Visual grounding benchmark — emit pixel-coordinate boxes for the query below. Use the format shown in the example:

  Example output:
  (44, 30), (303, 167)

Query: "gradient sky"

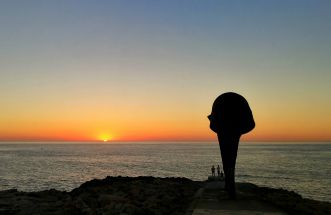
(1, 0), (330, 142)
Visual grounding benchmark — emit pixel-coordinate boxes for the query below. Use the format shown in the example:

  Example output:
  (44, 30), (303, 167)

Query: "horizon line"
(0, 140), (330, 144)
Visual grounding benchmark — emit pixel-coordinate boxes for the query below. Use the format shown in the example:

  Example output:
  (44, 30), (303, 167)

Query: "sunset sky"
(1, 1), (330, 142)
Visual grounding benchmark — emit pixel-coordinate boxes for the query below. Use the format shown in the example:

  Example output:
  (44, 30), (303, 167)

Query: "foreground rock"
(0, 176), (201, 215)
(237, 183), (331, 215)
(0, 177), (330, 215)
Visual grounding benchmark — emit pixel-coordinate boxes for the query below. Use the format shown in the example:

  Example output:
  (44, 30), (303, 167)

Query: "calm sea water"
(0, 142), (330, 202)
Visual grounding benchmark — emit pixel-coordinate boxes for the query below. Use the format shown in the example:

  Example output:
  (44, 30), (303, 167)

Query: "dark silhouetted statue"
(208, 92), (255, 199)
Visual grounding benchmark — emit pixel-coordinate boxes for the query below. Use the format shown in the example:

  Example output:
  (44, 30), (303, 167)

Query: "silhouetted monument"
(208, 92), (255, 199)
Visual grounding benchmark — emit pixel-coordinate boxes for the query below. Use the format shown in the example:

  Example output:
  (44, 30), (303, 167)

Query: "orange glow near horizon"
(0, 113), (330, 142)
(1, 89), (331, 142)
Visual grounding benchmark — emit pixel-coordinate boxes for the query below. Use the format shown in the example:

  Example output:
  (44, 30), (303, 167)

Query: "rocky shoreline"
(0, 176), (330, 215)
(0, 176), (202, 215)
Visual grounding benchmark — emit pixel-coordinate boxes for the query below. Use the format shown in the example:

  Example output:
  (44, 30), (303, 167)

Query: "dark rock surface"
(1, 177), (330, 215)
(0, 176), (201, 215)
(237, 183), (331, 215)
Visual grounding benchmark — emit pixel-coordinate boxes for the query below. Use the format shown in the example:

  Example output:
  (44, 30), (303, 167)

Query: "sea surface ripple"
(0, 142), (330, 202)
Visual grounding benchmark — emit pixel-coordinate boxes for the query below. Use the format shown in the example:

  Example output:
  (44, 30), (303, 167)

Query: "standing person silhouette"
(211, 165), (216, 176)
(208, 92), (255, 199)
(217, 165), (221, 176)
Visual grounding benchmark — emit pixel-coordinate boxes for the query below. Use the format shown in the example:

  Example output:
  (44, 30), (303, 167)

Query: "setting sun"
(99, 134), (113, 142)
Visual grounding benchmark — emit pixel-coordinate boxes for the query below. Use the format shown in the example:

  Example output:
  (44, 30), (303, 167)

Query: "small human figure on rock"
(211, 165), (215, 176)
(217, 165), (221, 176)
(208, 92), (255, 199)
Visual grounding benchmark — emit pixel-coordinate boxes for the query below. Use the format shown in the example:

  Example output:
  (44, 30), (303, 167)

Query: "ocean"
(0, 142), (330, 202)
